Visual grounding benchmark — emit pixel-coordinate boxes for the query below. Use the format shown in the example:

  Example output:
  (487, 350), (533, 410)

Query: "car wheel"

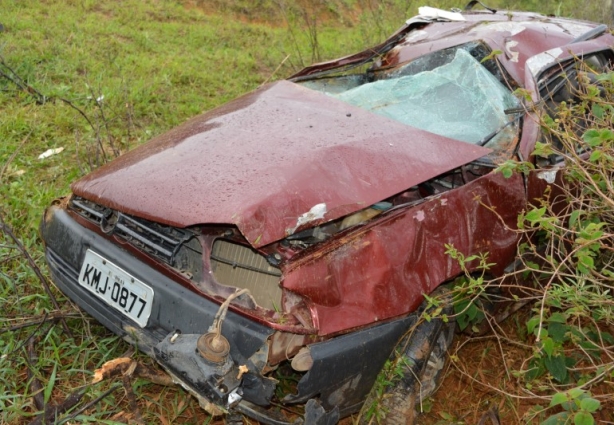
(361, 288), (455, 424)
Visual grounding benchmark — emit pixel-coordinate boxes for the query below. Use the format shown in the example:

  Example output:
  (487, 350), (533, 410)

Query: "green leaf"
(550, 392), (569, 407)
(569, 210), (583, 228)
(591, 103), (604, 118)
(439, 411), (455, 421)
(481, 49), (503, 62)
(548, 322), (568, 343)
(568, 388), (586, 400)
(596, 72), (614, 83)
(586, 84), (601, 99)
(600, 332), (614, 345)
(527, 316), (540, 334)
(577, 253), (594, 274)
(589, 150), (602, 162)
(536, 328), (549, 339)
(599, 129), (614, 141)
(540, 412), (570, 425)
(574, 412), (594, 425)
(548, 312), (568, 323)
(545, 355), (568, 383)
(583, 129), (602, 147)
(464, 254), (479, 263)
(455, 299), (470, 330)
(582, 128), (614, 147)
(580, 397), (600, 413)
(525, 207), (546, 225)
(542, 337), (555, 357)
(495, 160), (520, 179)
(533, 141), (554, 157)
(44, 363), (57, 404)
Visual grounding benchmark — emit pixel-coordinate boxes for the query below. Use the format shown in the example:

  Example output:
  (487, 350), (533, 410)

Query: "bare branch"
(0, 213), (73, 338)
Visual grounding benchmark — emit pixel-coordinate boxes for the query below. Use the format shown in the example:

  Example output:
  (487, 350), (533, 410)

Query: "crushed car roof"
(72, 81), (490, 247)
(291, 11), (611, 87)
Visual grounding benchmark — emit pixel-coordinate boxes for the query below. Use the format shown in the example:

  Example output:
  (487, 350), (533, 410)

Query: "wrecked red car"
(40, 3), (614, 424)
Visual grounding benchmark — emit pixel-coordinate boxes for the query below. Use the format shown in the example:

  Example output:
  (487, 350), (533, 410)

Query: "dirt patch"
(420, 312), (614, 424)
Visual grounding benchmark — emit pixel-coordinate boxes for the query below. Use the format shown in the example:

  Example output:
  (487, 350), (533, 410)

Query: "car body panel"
(292, 12), (614, 88)
(72, 80), (490, 248)
(283, 171), (525, 335)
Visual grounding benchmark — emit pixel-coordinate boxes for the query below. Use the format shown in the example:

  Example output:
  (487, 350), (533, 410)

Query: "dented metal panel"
(72, 80), (490, 248)
(283, 171), (525, 335)
(293, 12), (614, 89)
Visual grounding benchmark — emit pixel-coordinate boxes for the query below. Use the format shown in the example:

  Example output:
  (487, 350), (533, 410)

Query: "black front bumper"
(41, 205), (297, 419)
(41, 205), (274, 356)
(41, 204), (425, 425)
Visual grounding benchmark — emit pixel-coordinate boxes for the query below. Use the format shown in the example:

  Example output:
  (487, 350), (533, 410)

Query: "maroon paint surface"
(283, 172), (525, 335)
(293, 12), (614, 88)
(72, 81), (490, 248)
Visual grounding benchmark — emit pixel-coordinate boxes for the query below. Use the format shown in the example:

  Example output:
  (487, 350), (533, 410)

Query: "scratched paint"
(287, 203), (328, 236)
(282, 172), (525, 335)
(526, 47), (564, 76)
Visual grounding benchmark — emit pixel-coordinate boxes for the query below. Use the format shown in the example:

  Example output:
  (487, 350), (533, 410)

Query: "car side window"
(537, 52), (613, 163)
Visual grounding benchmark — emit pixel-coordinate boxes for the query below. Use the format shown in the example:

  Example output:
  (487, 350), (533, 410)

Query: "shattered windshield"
(301, 44), (521, 160)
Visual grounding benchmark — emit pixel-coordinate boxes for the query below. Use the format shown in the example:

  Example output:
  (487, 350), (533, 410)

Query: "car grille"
(69, 196), (199, 271)
(210, 240), (282, 311)
(70, 196), (281, 308)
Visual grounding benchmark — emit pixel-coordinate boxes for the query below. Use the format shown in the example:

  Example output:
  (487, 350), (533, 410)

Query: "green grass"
(1, 0), (612, 423)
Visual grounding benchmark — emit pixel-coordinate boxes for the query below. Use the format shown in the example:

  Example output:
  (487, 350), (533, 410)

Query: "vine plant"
(450, 67), (614, 424)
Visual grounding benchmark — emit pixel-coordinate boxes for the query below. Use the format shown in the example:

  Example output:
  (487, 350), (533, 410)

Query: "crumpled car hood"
(72, 80), (490, 247)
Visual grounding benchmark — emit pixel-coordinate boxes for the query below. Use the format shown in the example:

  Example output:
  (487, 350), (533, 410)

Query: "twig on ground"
(10, 318), (50, 358)
(28, 389), (87, 425)
(55, 384), (122, 425)
(0, 253), (21, 264)
(1, 311), (81, 334)
(0, 55), (47, 104)
(0, 55), (108, 163)
(261, 54), (290, 86)
(24, 331), (85, 425)
(57, 97), (108, 164)
(26, 337), (45, 411)
(86, 83), (118, 157)
(477, 406), (501, 425)
(122, 372), (144, 425)
(0, 129), (31, 182)
(484, 313), (513, 381)
(0, 213), (73, 338)
(450, 354), (551, 401)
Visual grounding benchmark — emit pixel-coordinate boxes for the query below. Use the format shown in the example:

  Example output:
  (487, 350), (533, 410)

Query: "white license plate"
(78, 250), (153, 327)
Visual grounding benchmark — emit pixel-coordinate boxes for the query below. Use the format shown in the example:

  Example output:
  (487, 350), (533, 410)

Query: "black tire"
(416, 320), (455, 402)
(360, 288), (455, 425)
